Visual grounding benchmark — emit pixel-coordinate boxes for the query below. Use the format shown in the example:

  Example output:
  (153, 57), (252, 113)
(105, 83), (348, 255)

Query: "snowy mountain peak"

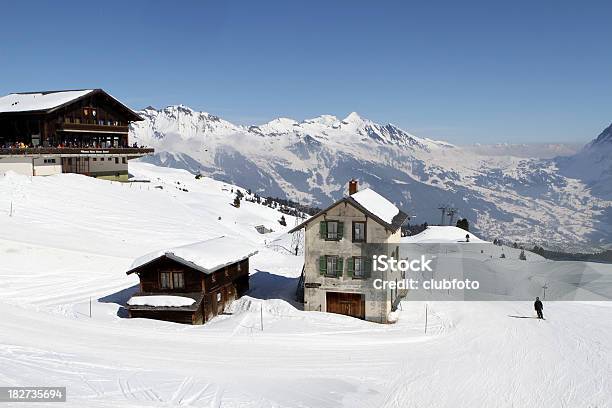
(342, 111), (366, 125)
(303, 114), (338, 126)
(257, 117), (300, 135)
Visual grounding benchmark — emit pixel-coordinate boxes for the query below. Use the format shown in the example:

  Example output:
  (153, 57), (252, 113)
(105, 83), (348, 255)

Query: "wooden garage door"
(326, 292), (365, 320)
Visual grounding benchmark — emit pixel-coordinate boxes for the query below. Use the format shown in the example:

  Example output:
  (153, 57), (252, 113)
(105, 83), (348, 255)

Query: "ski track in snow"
(0, 164), (611, 407)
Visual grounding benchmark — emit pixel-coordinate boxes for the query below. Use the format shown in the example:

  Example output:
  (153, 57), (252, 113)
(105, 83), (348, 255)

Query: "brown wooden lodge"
(0, 89), (153, 181)
(125, 237), (258, 325)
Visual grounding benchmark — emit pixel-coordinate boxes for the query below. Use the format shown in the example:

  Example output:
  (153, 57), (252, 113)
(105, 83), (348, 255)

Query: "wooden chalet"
(125, 236), (258, 325)
(0, 89), (153, 180)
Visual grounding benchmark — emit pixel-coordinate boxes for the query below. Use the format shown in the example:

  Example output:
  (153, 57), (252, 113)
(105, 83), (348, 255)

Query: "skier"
(534, 297), (544, 319)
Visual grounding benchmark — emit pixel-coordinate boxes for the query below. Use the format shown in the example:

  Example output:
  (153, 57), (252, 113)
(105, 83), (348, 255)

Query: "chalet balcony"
(0, 147), (154, 157)
(56, 122), (130, 134)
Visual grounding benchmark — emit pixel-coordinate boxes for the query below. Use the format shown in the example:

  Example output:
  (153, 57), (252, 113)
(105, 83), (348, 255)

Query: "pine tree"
(456, 218), (469, 232)
(519, 249), (527, 261)
(279, 215), (287, 226)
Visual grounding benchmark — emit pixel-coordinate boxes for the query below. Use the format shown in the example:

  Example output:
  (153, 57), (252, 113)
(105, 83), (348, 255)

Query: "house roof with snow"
(289, 187), (409, 233)
(126, 293), (205, 312)
(126, 236), (259, 275)
(0, 89), (142, 120)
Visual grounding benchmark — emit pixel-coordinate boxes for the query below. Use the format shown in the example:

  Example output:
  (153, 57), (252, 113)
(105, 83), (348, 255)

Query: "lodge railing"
(0, 147), (154, 156)
(56, 123), (130, 133)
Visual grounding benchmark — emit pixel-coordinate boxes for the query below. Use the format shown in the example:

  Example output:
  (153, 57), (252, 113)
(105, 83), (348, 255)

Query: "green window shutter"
(347, 257), (354, 277)
(364, 258), (372, 278)
(319, 256), (327, 275)
(319, 221), (327, 239)
(337, 257), (344, 277)
(337, 222), (344, 239)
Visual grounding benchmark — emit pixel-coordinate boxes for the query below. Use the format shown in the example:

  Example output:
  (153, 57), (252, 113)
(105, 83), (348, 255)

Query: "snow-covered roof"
(0, 90), (94, 113)
(127, 295), (196, 308)
(349, 188), (399, 224)
(128, 236), (259, 275)
(289, 186), (408, 234)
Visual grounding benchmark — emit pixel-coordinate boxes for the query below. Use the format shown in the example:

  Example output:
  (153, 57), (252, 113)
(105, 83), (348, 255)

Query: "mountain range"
(130, 106), (612, 251)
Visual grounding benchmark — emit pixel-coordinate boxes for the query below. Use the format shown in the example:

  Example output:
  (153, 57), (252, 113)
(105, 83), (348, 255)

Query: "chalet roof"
(0, 89), (142, 121)
(288, 188), (409, 234)
(126, 236), (259, 275)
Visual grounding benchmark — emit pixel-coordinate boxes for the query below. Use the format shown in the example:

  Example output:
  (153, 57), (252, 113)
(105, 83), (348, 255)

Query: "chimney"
(348, 179), (358, 195)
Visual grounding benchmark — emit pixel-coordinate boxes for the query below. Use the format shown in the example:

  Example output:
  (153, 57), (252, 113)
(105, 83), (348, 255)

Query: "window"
(354, 257), (365, 278)
(115, 157), (119, 164)
(348, 257), (370, 279)
(352, 221), (366, 242)
(122, 157), (127, 164)
(160, 272), (171, 289)
(327, 256), (339, 277)
(319, 255), (343, 277)
(160, 271), (184, 289)
(93, 158), (97, 162)
(327, 221), (338, 239)
(320, 221), (343, 240)
(172, 272), (185, 289)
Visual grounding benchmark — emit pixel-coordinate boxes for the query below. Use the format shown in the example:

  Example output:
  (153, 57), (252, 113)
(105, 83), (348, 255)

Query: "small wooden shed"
(125, 236), (258, 325)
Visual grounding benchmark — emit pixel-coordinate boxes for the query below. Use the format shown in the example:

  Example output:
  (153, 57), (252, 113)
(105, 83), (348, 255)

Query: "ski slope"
(1, 163), (611, 407)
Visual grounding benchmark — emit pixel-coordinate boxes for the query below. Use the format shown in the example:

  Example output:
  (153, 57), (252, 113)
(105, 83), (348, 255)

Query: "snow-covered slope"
(403, 226), (488, 243)
(1, 165), (612, 407)
(131, 107), (612, 251)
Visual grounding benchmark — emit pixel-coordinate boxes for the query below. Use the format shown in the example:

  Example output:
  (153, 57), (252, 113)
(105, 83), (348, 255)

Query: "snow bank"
(130, 235), (259, 274)
(350, 188), (399, 224)
(127, 295), (195, 307)
(226, 296), (299, 316)
(403, 226), (487, 243)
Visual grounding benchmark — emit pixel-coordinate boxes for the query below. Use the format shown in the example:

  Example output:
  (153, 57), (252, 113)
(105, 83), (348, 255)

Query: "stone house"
(290, 180), (409, 323)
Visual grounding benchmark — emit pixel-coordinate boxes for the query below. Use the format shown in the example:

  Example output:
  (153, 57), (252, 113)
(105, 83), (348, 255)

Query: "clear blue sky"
(1, 0), (611, 144)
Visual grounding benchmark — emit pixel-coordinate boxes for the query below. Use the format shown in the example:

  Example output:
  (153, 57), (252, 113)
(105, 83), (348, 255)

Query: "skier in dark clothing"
(534, 297), (544, 319)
